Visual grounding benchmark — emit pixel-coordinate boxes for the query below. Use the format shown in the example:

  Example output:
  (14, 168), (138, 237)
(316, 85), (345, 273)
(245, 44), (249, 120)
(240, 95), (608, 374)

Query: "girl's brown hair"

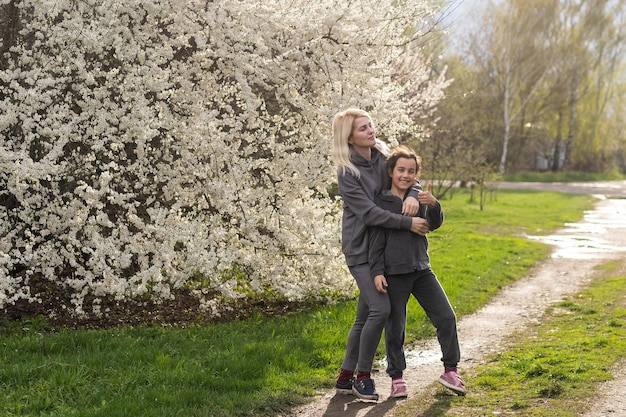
(386, 145), (422, 178)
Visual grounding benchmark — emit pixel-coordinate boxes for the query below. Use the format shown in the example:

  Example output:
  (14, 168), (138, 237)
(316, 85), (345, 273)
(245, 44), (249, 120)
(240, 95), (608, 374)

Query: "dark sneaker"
(352, 378), (379, 401)
(437, 370), (467, 396)
(335, 377), (354, 395)
(390, 377), (408, 398)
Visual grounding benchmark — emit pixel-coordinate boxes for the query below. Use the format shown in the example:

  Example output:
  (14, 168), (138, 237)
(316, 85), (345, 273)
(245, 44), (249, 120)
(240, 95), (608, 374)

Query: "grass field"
(0, 190), (601, 417)
(396, 259), (626, 417)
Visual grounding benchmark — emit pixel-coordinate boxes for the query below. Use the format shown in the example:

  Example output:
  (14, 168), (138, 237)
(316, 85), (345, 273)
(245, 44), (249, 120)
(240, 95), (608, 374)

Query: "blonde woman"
(331, 109), (430, 401)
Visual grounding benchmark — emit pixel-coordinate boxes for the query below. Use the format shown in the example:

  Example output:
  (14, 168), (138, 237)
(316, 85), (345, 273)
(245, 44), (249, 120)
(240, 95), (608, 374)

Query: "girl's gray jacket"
(337, 148), (419, 267)
(368, 190), (444, 278)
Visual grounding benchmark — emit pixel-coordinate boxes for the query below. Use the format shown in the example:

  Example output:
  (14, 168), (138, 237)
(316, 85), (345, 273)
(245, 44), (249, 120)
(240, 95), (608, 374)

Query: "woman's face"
(348, 116), (376, 152)
(390, 157), (417, 194)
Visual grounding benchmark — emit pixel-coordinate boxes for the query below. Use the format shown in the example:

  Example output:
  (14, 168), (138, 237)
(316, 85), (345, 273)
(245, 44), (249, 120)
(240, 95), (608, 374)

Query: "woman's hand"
(410, 217), (430, 236)
(374, 275), (388, 293)
(402, 196), (419, 216)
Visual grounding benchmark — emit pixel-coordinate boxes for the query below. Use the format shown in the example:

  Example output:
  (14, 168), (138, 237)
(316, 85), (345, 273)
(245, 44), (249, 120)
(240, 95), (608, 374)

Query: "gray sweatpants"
(385, 269), (460, 377)
(341, 263), (391, 373)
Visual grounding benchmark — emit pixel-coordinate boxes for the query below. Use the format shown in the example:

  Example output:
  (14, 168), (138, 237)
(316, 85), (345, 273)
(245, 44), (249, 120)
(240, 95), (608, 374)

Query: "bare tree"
(481, 0), (560, 174)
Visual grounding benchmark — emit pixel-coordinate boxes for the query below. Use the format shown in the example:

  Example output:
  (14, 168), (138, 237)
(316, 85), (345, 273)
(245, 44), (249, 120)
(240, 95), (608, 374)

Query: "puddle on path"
(528, 198), (626, 259)
(400, 198), (626, 367)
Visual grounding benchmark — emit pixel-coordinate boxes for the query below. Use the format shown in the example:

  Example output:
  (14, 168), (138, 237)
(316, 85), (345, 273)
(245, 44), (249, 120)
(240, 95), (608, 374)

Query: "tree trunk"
(500, 72), (512, 175)
(551, 109), (563, 172)
(563, 78), (578, 171)
(1, 1), (20, 70)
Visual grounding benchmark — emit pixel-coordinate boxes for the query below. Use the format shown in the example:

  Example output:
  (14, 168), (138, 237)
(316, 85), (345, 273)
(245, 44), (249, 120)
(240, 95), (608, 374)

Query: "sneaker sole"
(437, 377), (467, 396)
(352, 386), (379, 401)
(390, 391), (408, 398)
(335, 388), (353, 395)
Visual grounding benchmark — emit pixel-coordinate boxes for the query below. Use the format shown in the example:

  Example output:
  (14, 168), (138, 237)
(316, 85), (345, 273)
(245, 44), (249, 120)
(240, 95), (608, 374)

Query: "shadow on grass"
(417, 392), (454, 416)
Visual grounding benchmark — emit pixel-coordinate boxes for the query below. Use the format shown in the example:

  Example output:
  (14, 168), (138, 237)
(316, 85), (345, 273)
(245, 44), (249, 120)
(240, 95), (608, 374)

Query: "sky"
(441, 0), (487, 42)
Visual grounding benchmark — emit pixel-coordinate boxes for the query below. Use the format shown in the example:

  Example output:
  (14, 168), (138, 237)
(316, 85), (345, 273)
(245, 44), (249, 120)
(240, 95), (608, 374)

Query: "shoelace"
(360, 379), (375, 389)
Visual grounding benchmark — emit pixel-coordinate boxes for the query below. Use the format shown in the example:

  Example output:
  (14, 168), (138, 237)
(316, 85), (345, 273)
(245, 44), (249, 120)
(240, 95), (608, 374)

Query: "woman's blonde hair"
(331, 108), (388, 178)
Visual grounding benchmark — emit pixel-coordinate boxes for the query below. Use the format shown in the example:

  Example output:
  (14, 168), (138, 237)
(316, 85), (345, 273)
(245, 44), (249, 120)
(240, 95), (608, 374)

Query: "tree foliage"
(0, 0), (450, 317)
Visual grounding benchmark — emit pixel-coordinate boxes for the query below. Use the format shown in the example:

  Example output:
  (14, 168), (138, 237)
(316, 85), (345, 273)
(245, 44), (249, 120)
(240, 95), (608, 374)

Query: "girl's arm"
(368, 226), (389, 294)
(418, 185), (444, 230)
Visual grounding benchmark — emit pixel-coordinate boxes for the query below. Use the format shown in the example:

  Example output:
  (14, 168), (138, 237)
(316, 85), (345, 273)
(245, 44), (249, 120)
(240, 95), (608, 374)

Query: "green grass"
(0, 190), (596, 417)
(1, 311), (354, 417)
(396, 259), (626, 416)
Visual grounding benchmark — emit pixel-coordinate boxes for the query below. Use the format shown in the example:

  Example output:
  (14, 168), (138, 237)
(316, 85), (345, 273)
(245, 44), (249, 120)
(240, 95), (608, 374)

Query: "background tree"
(409, 54), (500, 199)
(437, 0), (625, 177)
(483, 0), (560, 174)
(560, 0), (626, 172)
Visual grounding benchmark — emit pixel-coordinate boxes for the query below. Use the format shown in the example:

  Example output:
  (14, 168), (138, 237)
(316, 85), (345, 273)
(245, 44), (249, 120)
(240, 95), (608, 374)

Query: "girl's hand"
(418, 183), (437, 208)
(374, 275), (388, 293)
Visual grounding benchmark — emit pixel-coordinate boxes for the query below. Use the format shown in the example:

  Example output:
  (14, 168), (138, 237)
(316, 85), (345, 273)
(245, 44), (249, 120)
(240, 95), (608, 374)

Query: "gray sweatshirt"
(368, 189), (444, 278)
(337, 148), (418, 266)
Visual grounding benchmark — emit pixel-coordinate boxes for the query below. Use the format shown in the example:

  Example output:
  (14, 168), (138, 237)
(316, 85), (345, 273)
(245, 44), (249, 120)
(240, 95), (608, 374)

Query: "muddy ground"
(282, 182), (626, 417)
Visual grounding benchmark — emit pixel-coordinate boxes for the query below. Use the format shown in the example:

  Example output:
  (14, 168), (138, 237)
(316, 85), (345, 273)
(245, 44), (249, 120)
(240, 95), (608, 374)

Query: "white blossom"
(1, 0), (449, 316)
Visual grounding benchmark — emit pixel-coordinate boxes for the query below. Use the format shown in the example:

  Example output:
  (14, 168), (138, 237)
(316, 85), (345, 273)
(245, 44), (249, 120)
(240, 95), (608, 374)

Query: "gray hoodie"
(337, 148), (418, 266)
(368, 189), (444, 278)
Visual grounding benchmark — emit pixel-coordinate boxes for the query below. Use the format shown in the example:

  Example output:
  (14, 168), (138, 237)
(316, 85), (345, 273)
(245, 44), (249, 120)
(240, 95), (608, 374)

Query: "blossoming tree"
(0, 0), (449, 318)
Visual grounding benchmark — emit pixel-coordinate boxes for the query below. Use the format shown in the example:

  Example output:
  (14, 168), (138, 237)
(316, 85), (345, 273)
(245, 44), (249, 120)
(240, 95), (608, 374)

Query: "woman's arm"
(338, 171), (430, 235)
(339, 173), (413, 230)
(402, 182), (422, 216)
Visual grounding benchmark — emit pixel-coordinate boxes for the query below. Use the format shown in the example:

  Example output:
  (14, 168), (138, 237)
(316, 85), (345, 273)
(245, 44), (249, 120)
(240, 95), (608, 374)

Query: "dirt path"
(283, 187), (626, 417)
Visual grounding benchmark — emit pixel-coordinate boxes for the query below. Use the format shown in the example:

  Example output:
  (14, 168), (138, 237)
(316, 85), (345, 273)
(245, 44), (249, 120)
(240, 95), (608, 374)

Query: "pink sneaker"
(437, 370), (467, 396)
(390, 377), (408, 398)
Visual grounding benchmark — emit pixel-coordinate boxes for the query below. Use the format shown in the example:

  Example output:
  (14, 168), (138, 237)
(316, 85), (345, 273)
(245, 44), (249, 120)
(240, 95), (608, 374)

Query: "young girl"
(331, 109), (431, 401)
(369, 145), (466, 397)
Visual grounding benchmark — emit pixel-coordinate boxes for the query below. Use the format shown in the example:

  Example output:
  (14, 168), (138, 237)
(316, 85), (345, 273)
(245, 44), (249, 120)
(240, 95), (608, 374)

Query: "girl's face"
(348, 116), (376, 152)
(390, 157), (417, 195)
